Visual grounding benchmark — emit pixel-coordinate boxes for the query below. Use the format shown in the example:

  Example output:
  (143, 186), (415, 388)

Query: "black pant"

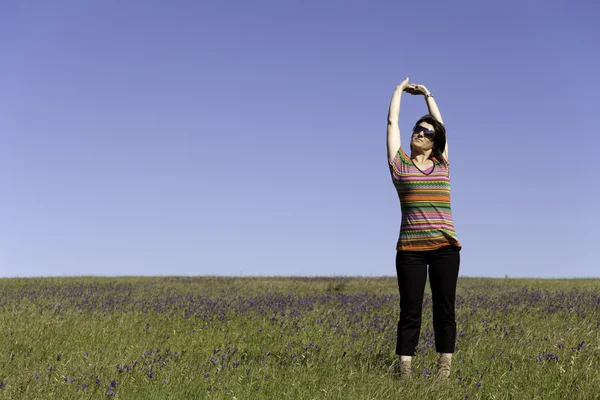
(395, 246), (460, 356)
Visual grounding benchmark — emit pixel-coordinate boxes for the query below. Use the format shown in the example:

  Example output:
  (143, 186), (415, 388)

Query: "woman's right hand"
(397, 77), (410, 92)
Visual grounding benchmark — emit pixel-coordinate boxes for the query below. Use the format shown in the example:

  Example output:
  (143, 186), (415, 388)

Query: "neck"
(411, 149), (433, 163)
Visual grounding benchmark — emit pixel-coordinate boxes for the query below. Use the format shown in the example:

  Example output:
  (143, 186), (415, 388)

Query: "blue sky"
(2, 0), (599, 278)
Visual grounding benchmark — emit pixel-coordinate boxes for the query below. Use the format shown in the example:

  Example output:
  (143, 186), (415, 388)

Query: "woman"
(386, 77), (462, 379)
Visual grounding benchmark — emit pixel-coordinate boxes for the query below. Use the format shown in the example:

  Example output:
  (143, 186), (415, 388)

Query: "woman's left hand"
(406, 84), (429, 96)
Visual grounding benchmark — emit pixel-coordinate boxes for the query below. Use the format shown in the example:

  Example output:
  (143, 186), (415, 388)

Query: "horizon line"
(1, 275), (599, 280)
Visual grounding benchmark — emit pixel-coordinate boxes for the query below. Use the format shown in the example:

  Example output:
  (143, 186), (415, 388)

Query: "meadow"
(0, 276), (599, 399)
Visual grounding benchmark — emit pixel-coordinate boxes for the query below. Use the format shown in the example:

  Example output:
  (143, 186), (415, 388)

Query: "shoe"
(437, 353), (452, 379)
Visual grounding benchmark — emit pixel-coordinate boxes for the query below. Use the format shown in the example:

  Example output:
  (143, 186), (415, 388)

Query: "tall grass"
(0, 277), (599, 399)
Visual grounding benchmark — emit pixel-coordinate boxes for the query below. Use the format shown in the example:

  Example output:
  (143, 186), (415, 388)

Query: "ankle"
(437, 353), (452, 378)
(399, 355), (413, 378)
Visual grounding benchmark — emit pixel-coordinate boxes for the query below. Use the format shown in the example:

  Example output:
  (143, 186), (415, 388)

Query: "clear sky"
(2, 0), (599, 278)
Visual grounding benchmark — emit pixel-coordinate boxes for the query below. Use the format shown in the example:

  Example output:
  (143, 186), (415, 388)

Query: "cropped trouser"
(395, 245), (460, 356)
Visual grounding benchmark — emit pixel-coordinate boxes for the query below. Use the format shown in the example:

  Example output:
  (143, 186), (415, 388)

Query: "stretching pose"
(387, 77), (462, 379)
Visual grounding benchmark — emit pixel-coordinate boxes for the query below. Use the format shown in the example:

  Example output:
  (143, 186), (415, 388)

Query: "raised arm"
(407, 84), (449, 161)
(387, 77), (409, 164)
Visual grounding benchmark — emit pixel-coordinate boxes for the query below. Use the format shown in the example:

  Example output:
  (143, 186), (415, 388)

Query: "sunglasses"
(413, 125), (435, 139)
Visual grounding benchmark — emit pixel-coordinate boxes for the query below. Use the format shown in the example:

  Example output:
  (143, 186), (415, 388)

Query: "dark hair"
(410, 114), (447, 165)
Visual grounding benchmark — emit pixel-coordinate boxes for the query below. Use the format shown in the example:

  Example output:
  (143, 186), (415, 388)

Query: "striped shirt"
(389, 147), (462, 251)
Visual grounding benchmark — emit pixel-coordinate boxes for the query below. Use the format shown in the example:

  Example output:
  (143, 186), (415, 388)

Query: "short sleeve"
(434, 155), (450, 176)
(389, 147), (412, 181)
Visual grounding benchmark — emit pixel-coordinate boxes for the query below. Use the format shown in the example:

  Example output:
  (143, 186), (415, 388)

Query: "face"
(411, 122), (435, 152)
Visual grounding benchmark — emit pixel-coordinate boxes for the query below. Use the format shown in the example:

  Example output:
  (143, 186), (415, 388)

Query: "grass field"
(0, 276), (599, 399)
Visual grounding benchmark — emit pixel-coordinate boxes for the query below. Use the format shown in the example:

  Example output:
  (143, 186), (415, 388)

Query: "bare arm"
(387, 77), (409, 164)
(425, 93), (443, 125)
(425, 93), (449, 161)
(407, 84), (449, 161)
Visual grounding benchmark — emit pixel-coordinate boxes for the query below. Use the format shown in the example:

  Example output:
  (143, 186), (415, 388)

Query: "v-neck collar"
(411, 158), (436, 175)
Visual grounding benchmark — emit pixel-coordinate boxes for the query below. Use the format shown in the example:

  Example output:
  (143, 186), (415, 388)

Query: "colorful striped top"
(389, 147), (462, 251)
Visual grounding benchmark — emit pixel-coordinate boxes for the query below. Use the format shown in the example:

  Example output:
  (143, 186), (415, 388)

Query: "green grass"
(0, 276), (599, 399)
